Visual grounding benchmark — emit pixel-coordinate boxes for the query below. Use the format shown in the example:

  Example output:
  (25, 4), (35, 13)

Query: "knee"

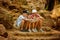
(40, 19), (43, 22)
(21, 20), (25, 23)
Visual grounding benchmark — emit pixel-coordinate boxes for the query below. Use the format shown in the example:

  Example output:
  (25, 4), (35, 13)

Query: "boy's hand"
(40, 17), (45, 21)
(25, 19), (33, 22)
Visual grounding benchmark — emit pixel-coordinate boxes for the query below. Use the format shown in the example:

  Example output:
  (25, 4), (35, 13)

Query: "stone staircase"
(7, 30), (60, 40)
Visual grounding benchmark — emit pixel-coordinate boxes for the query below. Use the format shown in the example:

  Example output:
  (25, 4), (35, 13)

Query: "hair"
(22, 10), (29, 15)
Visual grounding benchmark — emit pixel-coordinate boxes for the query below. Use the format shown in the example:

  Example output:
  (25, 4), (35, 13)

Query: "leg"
(32, 22), (38, 32)
(25, 21), (29, 30)
(40, 19), (43, 27)
(28, 22), (31, 30)
(35, 21), (38, 27)
(28, 22), (32, 32)
(20, 20), (25, 30)
(38, 19), (43, 31)
(25, 21), (32, 32)
(32, 22), (35, 29)
(25, 21), (31, 30)
(35, 21), (39, 29)
(37, 20), (41, 31)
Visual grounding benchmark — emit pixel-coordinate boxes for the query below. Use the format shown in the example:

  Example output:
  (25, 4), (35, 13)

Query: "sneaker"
(28, 29), (32, 32)
(32, 29), (37, 32)
(34, 28), (38, 32)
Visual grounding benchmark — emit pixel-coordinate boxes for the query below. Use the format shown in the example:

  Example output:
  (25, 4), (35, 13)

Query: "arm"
(23, 18), (33, 22)
(37, 14), (44, 20)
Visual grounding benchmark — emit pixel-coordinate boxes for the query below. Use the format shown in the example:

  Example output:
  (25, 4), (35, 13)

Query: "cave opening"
(46, 0), (55, 11)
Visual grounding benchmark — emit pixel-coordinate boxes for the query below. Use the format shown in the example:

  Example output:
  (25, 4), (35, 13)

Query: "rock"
(7, 35), (17, 40)
(0, 24), (6, 35)
(51, 5), (60, 18)
(0, 24), (8, 38)
(0, 36), (7, 40)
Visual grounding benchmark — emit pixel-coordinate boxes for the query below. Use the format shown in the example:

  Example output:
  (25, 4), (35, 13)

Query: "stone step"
(7, 30), (60, 40)
(0, 24), (6, 35)
(11, 36), (59, 40)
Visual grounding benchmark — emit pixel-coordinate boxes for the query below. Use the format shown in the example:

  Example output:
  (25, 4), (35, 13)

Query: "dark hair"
(23, 10), (28, 13)
(22, 10), (29, 15)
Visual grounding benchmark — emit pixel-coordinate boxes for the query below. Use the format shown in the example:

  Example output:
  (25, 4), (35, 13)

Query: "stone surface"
(0, 36), (7, 40)
(7, 30), (60, 40)
(0, 24), (6, 35)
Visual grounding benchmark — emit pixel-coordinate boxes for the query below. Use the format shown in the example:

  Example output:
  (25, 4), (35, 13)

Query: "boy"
(16, 10), (29, 30)
(28, 9), (44, 32)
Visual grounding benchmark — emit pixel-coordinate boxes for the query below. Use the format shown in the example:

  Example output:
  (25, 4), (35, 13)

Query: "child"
(16, 10), (29, 30)
(28, 9), (44, 32)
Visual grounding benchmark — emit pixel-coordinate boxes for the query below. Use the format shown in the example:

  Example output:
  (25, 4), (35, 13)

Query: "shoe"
(32, 29), (37, 32)
(28, 29), (32, 32)
(34, 28), (38, 32)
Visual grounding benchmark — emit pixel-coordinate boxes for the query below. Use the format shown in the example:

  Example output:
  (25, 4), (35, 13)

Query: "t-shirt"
(28, 14), (43, 22)
(28, 14), (41, 19)
(16, 15), (25, 27)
